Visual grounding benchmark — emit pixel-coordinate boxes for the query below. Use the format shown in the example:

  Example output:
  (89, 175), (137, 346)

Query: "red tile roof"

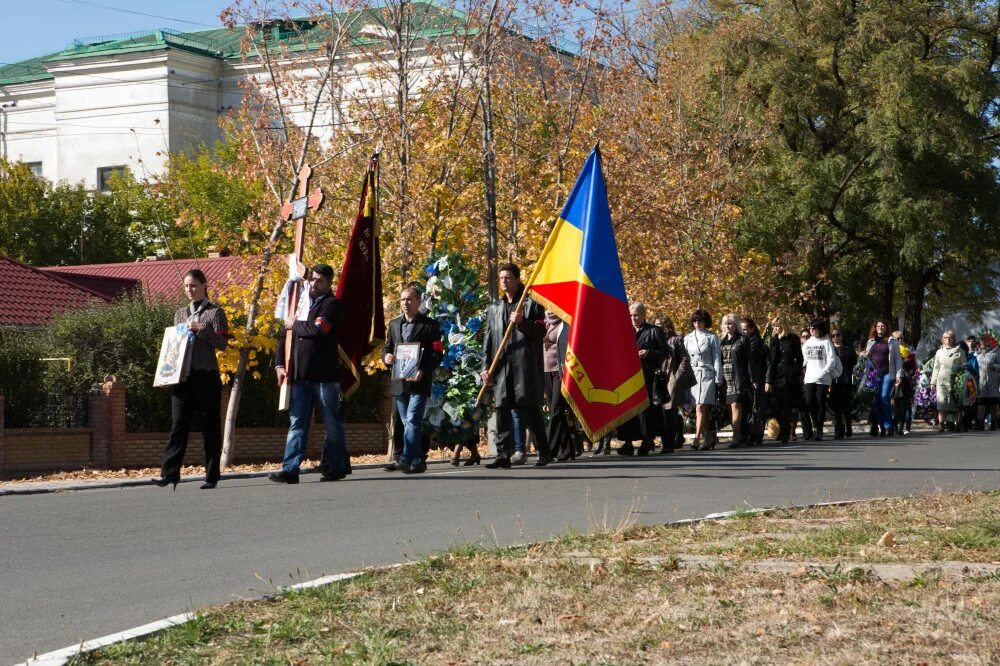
(40, 256), (257, 300)
(0, 256), (112, 326)
(41, 270), (141, 301)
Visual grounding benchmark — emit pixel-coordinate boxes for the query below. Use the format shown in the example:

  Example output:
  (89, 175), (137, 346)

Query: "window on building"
(97, 165), (126, 192)
(26, 162), (43, 179)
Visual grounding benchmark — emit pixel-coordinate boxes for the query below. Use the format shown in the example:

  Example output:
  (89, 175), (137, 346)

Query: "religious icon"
(393, 342), (422, 381)
(154, 324), (192, 387)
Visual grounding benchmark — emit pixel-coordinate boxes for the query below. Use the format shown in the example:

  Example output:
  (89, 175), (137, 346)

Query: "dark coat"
(834, 344), (858, 387)
(482, 285), (547, 408)
(382, 312), (443, 396)
(635, 321), (668, 395)
(276, 292), (343, 383)
(743, 331), (768, 385)
(727, 335), (752, 394)
(765, 333), (803, 392)
(661, 333), (692, 410)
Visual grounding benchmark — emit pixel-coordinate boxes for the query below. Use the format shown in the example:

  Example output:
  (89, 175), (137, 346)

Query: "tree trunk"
(873, 267), (897, 325)
(901, 267), (927, 345)
(480, 70), (499, 300)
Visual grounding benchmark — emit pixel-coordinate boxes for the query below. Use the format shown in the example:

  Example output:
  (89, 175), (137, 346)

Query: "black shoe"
(401, 463), (425, 474)
(617, 443), (635, 456)
(200, 481), (217, 490)
(485, 457), (511, 469)
(869, 425), (879, 437)
(320, 472), (347, 481)
(268, 471), (299, 484)
(151, 476), (179, 490)
(382, 462), (399, 472)
(813, 434), (823, 441)
(556, 452), (573, 462)
(727, 440), (745, 449)
(533, 457), (550, 467)
(463, 454), (482, 466)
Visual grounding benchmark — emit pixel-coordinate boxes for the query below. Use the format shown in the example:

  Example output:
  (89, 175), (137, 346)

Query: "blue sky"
(1, 0), (233, 65)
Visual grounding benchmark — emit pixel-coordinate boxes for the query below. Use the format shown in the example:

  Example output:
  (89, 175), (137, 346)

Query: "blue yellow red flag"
(528, 147), (647, 440)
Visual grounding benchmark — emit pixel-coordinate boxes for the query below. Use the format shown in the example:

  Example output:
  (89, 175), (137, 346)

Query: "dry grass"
(76, 490), (1000, 665)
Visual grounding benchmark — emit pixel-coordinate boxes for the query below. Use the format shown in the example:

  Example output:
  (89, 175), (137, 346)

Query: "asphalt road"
(3, 429), (1000, 664)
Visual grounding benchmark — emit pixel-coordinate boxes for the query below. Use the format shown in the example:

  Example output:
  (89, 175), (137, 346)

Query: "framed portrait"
(154, 324), (192, 387)
(393, 342), (422, 381)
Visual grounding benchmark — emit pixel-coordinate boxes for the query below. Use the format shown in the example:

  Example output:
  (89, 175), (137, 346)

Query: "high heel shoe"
(200, 481), (217, 490)
(151, 476), (179, 490)
(703, 433), (718, 450)
(463, 453), (481, 466)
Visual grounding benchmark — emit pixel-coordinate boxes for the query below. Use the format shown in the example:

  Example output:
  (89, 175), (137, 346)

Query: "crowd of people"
(150, 263), (999, 488)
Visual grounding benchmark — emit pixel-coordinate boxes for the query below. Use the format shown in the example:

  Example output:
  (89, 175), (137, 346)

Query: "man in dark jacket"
(270, 263), (348, 484)
(618, 302), (668, 456)
(381, 286), (443, 473)
(480, 263), (551, 468)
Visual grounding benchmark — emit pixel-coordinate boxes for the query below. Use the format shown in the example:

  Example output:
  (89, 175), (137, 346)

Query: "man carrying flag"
(480, 263), (552, 468)
(521, 146), (647, 441)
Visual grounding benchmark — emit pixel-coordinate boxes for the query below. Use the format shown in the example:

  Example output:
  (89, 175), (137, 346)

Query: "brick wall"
(2, 428), (92, 473)
(1, 379), (390, 476)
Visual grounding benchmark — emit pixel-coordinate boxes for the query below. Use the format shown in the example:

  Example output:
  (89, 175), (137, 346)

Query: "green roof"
(0, 2), (472, 87)
(0, 53), (60, 86)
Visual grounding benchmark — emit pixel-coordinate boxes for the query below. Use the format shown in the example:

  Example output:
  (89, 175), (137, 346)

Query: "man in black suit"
(480, 263), (552, 468)
(269, 263), (349, 484)
(382, 286), (443, 473)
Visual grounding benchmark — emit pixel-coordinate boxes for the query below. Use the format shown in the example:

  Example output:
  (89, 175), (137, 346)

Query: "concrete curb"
(0, 460), (458, 497)
(14, 496), (889, 665)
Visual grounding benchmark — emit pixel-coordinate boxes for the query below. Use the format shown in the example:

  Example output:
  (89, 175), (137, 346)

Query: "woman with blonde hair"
(764, 314), (804, 444)
(931, 329), (966, 432)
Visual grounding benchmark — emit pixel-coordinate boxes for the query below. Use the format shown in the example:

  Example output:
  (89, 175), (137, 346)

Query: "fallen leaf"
(877, 530), (895, 547)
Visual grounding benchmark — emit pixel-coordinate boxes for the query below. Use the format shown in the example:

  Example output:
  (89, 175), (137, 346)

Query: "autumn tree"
(698, 0), (1000, 341)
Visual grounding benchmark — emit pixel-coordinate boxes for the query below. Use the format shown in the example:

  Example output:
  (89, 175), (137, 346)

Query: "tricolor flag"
(528, 147), (647, 440)
(335, 155), (386, 398)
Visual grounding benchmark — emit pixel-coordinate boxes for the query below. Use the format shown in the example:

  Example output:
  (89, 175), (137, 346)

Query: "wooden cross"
(278, 163), (325, 410)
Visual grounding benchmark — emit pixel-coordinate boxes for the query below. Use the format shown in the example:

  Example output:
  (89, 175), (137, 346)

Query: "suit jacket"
(482, 285), (546, 408)
(382, 312), (443, 396)
(276, 292), (343, 383)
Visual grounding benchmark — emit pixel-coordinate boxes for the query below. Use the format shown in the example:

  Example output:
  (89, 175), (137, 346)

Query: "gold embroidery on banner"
(564, 347), (645, 405)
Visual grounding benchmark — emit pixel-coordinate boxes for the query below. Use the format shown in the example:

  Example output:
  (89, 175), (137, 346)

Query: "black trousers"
(802, 383), (828, 437)
(497, 404), (549, 460)
(768, 388), (793, 442)
(829, 384), (853, 435)
(161, 370), (222, 482)
(546, 371), (574, 458)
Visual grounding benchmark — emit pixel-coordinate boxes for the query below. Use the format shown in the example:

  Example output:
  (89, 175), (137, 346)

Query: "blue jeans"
(512, 409), (527, 453)
(876, 373), (894, 431)
(282, 380), (348, 476)
(395, 392), (429, 466)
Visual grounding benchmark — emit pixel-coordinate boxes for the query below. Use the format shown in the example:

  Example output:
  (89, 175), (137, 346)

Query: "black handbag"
(651, 370), (671, 406)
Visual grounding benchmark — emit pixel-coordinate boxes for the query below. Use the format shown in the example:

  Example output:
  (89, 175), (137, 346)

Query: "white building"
(0, 4), (483, 190)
